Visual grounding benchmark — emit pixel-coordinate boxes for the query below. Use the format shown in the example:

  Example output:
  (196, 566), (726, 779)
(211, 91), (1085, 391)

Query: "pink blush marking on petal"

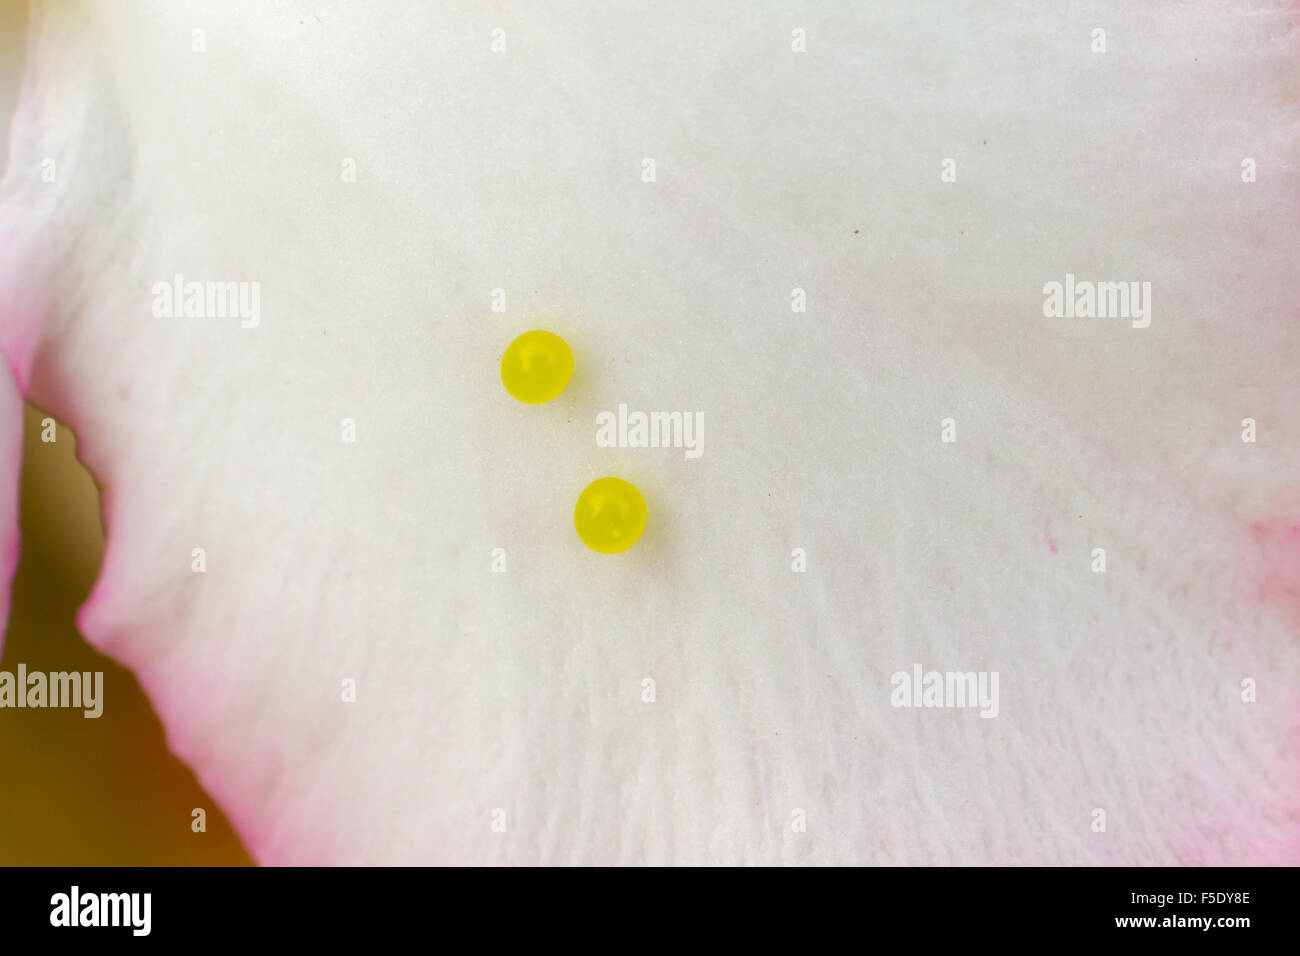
(1246, 521), (1300, 628)
(0, 233), (49, 392)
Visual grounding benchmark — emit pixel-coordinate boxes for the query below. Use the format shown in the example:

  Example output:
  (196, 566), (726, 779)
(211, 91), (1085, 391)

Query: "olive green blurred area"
(0, 406), (253, 865)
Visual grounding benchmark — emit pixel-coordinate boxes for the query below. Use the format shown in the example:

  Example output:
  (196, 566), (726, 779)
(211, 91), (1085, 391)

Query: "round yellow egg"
(500, 329), (574, 404)
(574, 477), (647, 554)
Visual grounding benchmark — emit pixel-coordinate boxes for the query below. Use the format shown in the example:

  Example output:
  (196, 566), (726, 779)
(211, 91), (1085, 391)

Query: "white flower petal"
(2, 1), (1297, 863)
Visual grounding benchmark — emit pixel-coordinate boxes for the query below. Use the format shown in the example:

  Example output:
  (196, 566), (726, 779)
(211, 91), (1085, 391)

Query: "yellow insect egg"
(500, 329), (574, 404)
(574, 477), (647, 554)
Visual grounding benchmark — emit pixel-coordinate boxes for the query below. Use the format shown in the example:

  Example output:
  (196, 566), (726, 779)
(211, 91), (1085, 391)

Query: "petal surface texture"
(1, 1), (1298, 864)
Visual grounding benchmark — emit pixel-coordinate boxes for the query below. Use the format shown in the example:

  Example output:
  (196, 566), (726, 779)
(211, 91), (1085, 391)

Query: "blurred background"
(0, 1), (251, 865)
(0, 405), (253, 865)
